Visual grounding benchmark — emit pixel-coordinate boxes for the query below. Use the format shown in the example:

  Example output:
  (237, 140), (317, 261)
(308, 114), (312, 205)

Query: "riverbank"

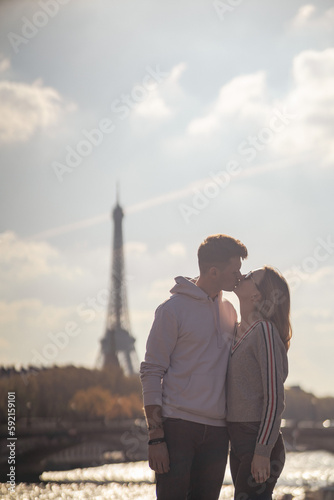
(0, 450), (333, 500)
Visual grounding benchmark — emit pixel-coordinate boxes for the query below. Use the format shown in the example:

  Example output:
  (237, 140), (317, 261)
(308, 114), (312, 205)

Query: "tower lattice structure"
(100, 195), (138, 375)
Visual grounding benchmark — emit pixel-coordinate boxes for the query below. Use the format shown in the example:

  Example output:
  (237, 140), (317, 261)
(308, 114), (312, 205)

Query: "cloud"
(0, 299), (73, 333)
(276, 47), (334, 164)
(134, 93), (171, 119)
(0, 54), (10, 73)
(23, 49), (334, 241)
(293, 307), (334, 321)
(287, 263), (334, 396)
(0, 337), (10, 349)
(166, 243), (187, 257)
(0, 79), (75, 143)
(292, 304), (334, 338)
(291, 4), (316, 27)
(130, 309), (153, 328)
(284, 264), (334, 298)
(133, 62), (186, 121)
(0, 231), (83, 291)
(125, 243), (191, 304)
(125, 242), (147, 255)
(0, 232), (114, 366)
(0, 232), (189, 364)
(148, 278), (175, 300)
(289, 266), (334, 330)
(187, 71), (268, 136)
(290, 4), (334, 31)
(0, 298), (103, 367)
(305, 266), (334, 284)
(181, 47), (334, 167)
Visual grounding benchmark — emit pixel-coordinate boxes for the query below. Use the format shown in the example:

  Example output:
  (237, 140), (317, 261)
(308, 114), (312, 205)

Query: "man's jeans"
(227, 422), (285, 500)
(156, 418), (229, 500)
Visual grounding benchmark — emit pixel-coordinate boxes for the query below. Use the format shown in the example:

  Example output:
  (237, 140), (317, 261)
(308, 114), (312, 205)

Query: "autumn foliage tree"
(0, 365), (143, 423)
(69, 386), (143, 419)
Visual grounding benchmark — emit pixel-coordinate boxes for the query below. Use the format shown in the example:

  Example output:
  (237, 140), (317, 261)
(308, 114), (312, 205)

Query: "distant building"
(100, 192), (138, 375)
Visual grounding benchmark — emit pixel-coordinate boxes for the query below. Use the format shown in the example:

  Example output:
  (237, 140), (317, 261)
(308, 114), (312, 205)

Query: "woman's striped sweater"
(226, 320), (288, 457)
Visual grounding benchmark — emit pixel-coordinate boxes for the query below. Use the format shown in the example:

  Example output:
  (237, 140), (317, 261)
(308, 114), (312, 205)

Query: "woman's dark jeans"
(156, 418), (229, 500)
(227, 422), (285, 500)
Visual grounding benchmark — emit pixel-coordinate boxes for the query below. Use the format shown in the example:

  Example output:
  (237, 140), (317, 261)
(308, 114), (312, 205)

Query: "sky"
(0, 0), (334, 397)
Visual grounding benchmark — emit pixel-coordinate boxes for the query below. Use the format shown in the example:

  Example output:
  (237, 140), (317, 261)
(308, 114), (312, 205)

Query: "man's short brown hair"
(198, 234), (248, 273)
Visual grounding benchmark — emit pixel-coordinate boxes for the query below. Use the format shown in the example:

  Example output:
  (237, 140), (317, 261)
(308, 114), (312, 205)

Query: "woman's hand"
(251, 454), (270, 483)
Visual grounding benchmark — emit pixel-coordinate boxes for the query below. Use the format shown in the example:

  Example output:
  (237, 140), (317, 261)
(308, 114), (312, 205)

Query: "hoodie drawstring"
(211, 298), (223, 349)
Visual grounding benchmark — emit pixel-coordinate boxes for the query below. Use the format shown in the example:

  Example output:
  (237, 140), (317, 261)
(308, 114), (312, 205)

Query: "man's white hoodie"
(140, 276), (237, 427)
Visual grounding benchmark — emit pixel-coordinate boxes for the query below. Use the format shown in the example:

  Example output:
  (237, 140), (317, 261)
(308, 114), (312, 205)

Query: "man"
(140, 234), (248, 500)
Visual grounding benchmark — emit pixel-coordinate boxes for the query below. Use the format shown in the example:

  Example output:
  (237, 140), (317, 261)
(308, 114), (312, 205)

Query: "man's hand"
(144, 405), (170, 474)
(251, 454), (270, 483)
(148, 442), (170, 474)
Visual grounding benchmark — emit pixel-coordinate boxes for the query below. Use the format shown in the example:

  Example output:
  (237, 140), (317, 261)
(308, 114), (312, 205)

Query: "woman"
(227, 266), (291, 500)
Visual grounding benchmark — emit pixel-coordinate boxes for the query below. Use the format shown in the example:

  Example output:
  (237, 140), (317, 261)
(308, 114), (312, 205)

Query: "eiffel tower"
(100, 191), (138, 375)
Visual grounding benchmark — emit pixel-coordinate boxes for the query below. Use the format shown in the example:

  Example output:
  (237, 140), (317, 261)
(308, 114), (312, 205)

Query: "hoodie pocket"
(176, 373), (225, 418)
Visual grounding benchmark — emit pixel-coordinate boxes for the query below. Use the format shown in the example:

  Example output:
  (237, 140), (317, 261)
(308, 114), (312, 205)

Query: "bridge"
(282, 422), (334, 453)
(0, 418), (148, 482)
(1, 419), (334, 483)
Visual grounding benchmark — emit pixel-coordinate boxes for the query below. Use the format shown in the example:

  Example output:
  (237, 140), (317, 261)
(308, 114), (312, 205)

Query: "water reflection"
(1, 451), (333, 499)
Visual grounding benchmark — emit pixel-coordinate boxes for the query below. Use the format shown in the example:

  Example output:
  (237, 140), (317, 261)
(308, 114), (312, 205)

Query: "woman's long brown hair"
(256, 266), (292, 351)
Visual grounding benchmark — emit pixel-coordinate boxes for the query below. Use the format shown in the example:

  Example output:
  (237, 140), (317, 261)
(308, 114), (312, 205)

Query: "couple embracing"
(140, 234), (291, 500)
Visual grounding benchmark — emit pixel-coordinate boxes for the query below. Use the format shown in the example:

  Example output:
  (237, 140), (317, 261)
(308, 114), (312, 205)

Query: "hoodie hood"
(170, 276), (222, 302)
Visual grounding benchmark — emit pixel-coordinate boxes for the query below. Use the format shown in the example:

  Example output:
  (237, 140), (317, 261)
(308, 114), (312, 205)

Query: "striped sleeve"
(255, 321), (287, 457)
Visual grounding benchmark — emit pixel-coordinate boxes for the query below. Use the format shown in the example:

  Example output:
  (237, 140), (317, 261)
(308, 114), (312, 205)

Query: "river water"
(1, 451), (334, 499)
